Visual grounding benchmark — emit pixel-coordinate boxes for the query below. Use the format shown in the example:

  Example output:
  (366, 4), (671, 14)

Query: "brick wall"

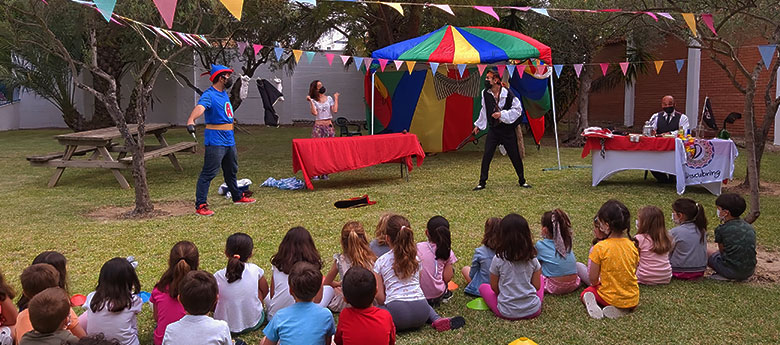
(583, 36), (776, 139)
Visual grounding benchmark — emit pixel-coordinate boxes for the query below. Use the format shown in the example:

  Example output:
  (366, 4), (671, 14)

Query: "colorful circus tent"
(367, 25), (561, 167)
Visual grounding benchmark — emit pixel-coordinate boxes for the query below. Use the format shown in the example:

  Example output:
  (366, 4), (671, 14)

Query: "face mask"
(484, 80), (493, 89)
(223, 77), (234, 89)
(671, 212), (678, 225)
(319, 87), (326, 94)
(663, 106), (675, 114)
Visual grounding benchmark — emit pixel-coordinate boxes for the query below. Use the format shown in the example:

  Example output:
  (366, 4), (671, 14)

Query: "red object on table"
(581, 136), (676, 158)
(292, 133), (426, 190)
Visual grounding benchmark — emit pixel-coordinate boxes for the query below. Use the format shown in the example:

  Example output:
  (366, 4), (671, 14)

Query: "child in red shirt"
(335, 266), (395, 345)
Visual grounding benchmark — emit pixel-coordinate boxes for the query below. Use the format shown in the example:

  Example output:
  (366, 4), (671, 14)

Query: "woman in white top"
(306, 80), (340, 180)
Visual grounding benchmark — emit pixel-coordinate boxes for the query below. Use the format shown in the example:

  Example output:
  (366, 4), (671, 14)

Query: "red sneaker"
(234, 196), (256, 204)
(196, 204), (214, 216)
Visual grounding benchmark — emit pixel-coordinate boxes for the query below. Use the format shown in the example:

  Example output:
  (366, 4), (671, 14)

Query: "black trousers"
(479, 125), (525, 185)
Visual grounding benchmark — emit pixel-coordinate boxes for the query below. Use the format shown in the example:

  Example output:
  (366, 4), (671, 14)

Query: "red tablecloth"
(581, 136), (676, 158)
(292, 133), (426, 190)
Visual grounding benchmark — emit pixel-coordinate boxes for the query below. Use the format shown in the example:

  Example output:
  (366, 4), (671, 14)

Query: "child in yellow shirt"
(580, 200), (639, 319)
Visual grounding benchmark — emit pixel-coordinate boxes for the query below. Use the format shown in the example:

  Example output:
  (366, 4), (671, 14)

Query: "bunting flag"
(600, 63), (609, 76)
(382, 2), (404, 16)
(553, 64), (563, 78)
(517, 65), (524, 78)
(326, 53), (335, 66)
(681, 13), (697, 37)
(237, 41), (247, 55)
(701, 14), (717, 36)
(429, 62), (440, 74)
(253, 44), (263, 56)
(506, 64), (515, 77)
(619, 61), (629, 76)
(274, 47), (284, 61)
(341, 55), (351, 66)
(675, 59), (685, 73)
(643, 12), (658, 21)
(497, 64), (506, 78)
(657, 12), (674, 20)
(573, 63), (583, 77)
(474, 6), (499, 21)
(654, 60), (664, 74)
(378, 58), (389, 71)
(93, 0), (117, 21)
(531, 8), (550, 17)
(758, 45), (777, 70)
(305, 51), (315, 64)
(508, 6), (530, 11)
(405, 60), (416, 74)
(364, 58), (373, 71)
(152, 0), (177, 28)
(219, 0), (244, 20)
(292, 49), (303, 63)
(430, 4), (454, 15)
(477, 64), (487, 76)
(354, 57), (364, 71)
(394, 60), (404, 70)
(457, 64), (466, 77)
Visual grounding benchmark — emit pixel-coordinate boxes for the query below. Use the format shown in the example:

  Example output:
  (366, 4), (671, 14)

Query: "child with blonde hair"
(635, 206), (672, 285)
(370, 213), (394, 257)
(324, 221), (377, 312)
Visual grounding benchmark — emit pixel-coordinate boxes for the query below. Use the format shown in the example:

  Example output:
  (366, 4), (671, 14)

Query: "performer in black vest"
(472, 69), (530, 191)
(649, 95), (689, 183)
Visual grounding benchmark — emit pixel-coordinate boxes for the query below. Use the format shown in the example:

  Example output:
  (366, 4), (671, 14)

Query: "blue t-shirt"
(197, 86), (235, 146)
(263, 302), (335, 344)
(464, 245), (495, 296)
(535, 239), (577, 277)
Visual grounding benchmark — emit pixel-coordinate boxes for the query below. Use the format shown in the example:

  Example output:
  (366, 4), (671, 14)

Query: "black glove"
(186, 124), (196, 135)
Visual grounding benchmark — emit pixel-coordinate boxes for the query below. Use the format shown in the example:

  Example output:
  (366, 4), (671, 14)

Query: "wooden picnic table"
(27, 123), (196, 189)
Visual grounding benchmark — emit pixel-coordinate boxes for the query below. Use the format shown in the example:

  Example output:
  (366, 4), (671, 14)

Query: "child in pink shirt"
(151, 241), (200, 345)
(417, 216), (457, 306)
(634, 206), (672, 285)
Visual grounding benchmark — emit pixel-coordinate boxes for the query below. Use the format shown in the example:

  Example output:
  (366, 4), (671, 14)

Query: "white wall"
(0, 51), (368, 131)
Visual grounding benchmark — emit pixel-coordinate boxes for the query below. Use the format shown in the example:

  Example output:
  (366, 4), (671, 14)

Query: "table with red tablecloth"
(582, 136), (737, 195)
(292, 133), (426, 190)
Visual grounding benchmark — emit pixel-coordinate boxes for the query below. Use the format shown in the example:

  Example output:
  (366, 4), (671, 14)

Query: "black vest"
(483, 88), (515, 129)
(655, 110), (682, 134)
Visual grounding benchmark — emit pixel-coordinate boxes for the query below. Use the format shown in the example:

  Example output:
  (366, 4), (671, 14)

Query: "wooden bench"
(119, 142), (197, 164)
(26, 144), (117, 163)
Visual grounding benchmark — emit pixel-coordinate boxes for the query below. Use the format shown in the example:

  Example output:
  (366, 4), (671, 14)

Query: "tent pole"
(550, 74), (562, 170)
(371, 71), (375, 135)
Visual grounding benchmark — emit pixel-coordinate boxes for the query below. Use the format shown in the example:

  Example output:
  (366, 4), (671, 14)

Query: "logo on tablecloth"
(685, 139), (714, 169)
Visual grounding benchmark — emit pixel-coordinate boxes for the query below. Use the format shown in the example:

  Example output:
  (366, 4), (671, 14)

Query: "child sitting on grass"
(17, 251), (69, 312)
(162, 270), (231, 345)
(214, 233), (269, 334)
(634, 206), (672, 285)
(19, 287), (77, 345)
(480, 213), (545, 320)
(15, 264), (84, 344)
(462, 217), (500, 297)
(323, 221), (377, 312)
(0, 268), (17, 344)
(335, 266), (395, 345)
(151, 241), (199, 345)
(417, 216), (457, 306)
(580, 200), (639, 319)
(708, 193), (756, 281)
(261, 262), (336, 345)
(370, 213), (394, 258)
(81, 258), (143, 345)
(536, 209), (580, 294)
(669, 198), (708, 280)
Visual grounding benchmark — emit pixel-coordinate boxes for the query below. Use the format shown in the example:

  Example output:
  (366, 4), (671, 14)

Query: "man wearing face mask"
(187, 64), (255, 216)
(648, 95), (689, 183)
(472, 69), (530, 190)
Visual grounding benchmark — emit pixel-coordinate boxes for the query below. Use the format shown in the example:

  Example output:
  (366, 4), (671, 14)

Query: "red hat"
(201, 64), (234, 83)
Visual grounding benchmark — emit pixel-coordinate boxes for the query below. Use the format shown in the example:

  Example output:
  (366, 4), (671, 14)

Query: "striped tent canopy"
(372, 25), (552, 65)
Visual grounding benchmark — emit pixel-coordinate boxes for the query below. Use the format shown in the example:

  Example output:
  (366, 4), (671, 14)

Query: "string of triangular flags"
(324, 1), (718, 37)
(85, 0), (245, 27)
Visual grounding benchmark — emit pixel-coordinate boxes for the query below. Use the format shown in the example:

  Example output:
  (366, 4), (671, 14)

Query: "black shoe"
(472, 184), (485, 191)
(520, 182), (532, 188)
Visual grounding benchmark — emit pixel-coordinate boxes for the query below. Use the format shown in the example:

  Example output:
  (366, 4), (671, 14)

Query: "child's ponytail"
(693, 202), (708, 242)
(342, 221), (377, 270)
(673, 198), (708, 243)
(386, 215), (418, 280)
(429, 226), (452, 261)
(155, 241), (199, 299)
(225, 233), (254, 283)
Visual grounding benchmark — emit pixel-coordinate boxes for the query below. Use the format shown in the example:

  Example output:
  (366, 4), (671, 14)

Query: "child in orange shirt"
(580, 200), (639, 319)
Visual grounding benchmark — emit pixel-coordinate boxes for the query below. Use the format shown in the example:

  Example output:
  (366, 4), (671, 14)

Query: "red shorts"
(672, 271), (705, 280)
(580, 285), (609, 307)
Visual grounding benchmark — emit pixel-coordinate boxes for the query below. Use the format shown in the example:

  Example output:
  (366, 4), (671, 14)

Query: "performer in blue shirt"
(187, 64), (255, 216)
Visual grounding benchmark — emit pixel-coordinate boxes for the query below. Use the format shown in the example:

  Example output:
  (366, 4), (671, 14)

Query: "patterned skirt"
(312, 123), (335, 138)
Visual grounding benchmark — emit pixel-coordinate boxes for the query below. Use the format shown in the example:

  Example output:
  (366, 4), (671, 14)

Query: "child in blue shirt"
(535, 209), (580, 294)
(461, 217), (500, 296)
(261, 262), (336, 345)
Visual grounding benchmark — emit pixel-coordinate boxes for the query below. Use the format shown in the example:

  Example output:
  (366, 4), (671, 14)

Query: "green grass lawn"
(1, 126), (779, 344)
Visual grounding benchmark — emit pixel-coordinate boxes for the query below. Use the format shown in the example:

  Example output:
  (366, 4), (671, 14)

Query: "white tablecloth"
(591, 138), (738, 195)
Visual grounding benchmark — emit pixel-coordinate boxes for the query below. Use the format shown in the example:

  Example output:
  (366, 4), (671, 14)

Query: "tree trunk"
(741, 75), (761, 224)
(92, 27), (124, 128)
(567, 67), (592, 147)
(129, 131), (153, 215)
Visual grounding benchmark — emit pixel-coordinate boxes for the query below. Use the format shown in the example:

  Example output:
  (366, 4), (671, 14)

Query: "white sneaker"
(0, 326), (12, 345)
(603, 306), (631, 319)
(582, 292), (604, 319)
(498, 144), (507, 156)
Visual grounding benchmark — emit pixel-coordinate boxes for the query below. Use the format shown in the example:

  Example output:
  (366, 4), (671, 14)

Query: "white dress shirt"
(474, 87), (523, 131)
